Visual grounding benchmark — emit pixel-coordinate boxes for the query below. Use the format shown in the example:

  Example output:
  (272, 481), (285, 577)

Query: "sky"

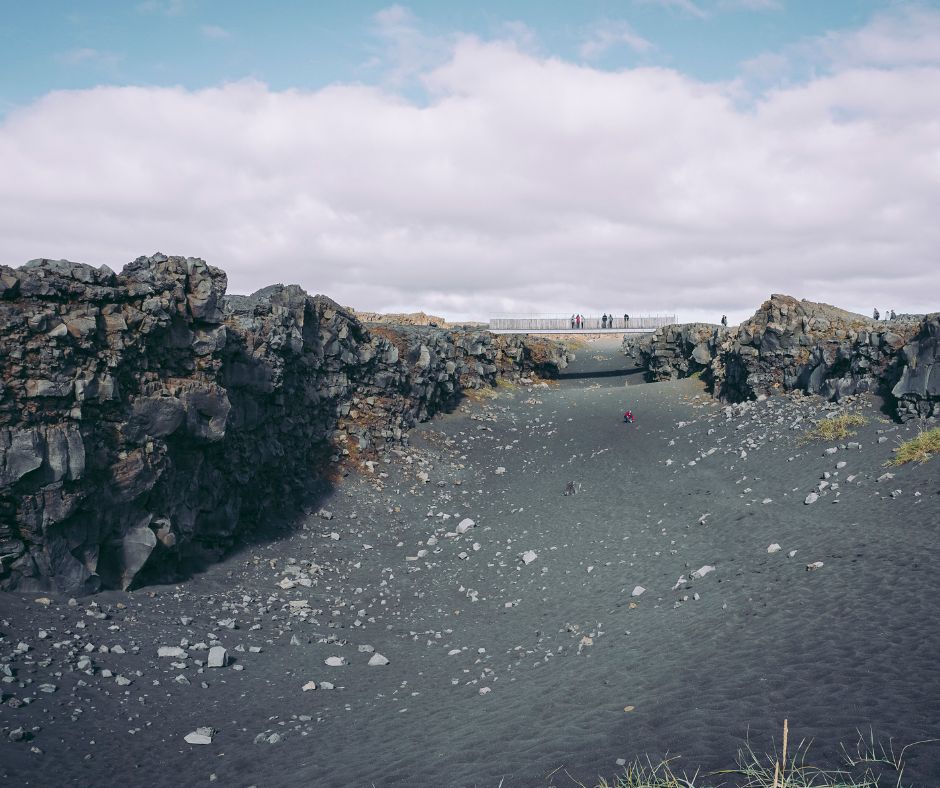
(1, 1), (939, 324)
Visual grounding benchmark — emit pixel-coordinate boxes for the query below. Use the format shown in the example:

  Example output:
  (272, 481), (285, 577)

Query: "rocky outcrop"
(0, 254), (570, 594)
(346, 308), (454, 328)
(626, 324), (731, 384)
(892, 314), (940, 420)
(628, 295), (933, 415)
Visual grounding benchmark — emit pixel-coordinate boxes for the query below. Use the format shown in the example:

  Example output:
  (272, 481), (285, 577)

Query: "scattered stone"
(207, 646), (228, 668)
(184, 727), (215, 745)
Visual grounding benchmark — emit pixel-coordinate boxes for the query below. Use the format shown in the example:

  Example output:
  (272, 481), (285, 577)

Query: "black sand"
(2, 337), (939, 787)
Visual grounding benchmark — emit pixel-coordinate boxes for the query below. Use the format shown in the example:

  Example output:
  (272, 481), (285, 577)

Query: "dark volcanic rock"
(892, 314), (940, 420)
(627, 294), (934, 416)
(0, 254), (571, 593)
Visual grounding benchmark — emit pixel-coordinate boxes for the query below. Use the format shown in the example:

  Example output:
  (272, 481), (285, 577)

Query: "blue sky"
(0, 0), (916, 114)
(1, 1), (939, 322)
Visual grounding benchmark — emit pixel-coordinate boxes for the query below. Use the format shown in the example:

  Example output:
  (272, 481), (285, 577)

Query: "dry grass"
(801, 413), (867, 443)
(462, 385), (500, 402)
(888, 426), (940, 465)
(592, 757), (699, 787)
(587, 721), (937, 788)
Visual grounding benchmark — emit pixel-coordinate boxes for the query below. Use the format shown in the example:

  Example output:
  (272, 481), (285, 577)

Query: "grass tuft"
(888, 426), (940, 465)
(593, 756), (699, 788)
(801, 413), (867, 443)
(589, 721), (936, 788)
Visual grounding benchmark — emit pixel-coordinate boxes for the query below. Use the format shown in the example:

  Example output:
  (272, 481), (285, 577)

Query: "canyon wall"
(0, 255), (570, 594)
(626, 294), (937, 417)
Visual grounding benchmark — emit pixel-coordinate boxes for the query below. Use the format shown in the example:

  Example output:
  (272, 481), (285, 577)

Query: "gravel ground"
(2, 337), (939, 787)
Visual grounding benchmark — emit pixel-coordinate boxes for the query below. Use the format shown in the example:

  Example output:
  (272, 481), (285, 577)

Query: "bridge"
(488, 314), (676, 334)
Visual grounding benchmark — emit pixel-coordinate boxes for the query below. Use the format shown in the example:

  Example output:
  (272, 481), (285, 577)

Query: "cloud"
(580, 21), (654, 59)
(365, 4), (452, 87)
(201, 25), (230, 40)
(734, 6), (940, 99)
(2, 11), (939, 323)
(56, 48), (122, 69)
(718, 0), (782, 10)
(136, 0), (188, 15)
(636, 0), (708, 20)
(816, 6), (940, 69)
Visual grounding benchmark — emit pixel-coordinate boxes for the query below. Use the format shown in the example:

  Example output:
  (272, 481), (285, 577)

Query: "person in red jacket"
(623, 410), (634, 424)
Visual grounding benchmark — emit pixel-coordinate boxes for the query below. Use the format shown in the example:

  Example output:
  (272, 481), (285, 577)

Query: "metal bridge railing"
(488, 315), (676, 331)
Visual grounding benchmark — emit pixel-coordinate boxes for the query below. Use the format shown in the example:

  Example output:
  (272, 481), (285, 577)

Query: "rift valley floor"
(2, 338), (939, 787)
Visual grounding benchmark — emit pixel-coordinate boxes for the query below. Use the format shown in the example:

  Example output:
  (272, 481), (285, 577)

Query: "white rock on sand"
(368, 653), (390, 666)
(520, 550), (537, 565)
(324, 656), (346, 667)
(456, 518), (475, 534)
(184, 727), (214, 745)
(631, 586), (646, 597)
(207, 646), (227, 668)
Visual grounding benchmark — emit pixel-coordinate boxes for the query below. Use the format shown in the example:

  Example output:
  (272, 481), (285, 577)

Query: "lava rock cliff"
(0, 254), (570, 594)
(626, 294), (937, 416)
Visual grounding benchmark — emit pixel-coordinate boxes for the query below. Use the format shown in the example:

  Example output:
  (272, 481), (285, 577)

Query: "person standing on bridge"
(575, 314), (581, 329)
(602, 314), (607, 329)
(570, 314), (575, 329)
(624, 313), (629, 326)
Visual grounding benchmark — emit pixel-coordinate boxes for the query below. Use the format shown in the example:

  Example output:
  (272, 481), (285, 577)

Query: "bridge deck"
(488, 315), (675, 333)
(489, 328), (654, 335)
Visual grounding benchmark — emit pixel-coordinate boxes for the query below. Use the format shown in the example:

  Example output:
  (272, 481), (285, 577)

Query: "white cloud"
(816, 6), (940, 69)
(636, 0), (708, 20)
(3, 12), (940, 324)
(55, 48), (122, 70)
(580, 21), (654, 59)
(136, 0), (188, 15)
(365, 4), (452, 87)
(201, 25), (230, 40)
(718, 0), (782, 10)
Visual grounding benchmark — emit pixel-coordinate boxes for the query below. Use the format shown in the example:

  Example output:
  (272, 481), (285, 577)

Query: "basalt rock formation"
(0, 254), (571, 594)
(627, 295), (936, 417)
(891, 314), (940, 420)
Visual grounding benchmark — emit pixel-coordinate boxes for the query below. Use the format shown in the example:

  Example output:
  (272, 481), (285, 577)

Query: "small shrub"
(889, 427), (940, 465)
(802, 413), (867, 443)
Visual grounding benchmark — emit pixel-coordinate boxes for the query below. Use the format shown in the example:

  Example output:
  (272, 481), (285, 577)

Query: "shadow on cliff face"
(556, 366), (646, 381)
(0, 254), (574, 594)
